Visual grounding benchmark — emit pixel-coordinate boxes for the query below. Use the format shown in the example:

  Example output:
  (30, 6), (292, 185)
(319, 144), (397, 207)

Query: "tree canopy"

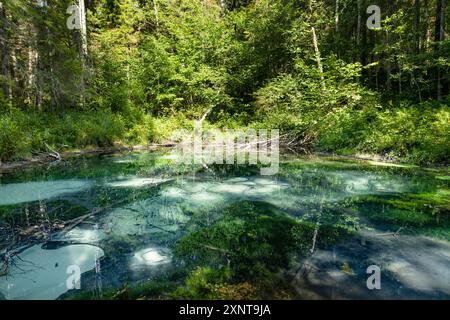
(0, 0), (448, 164)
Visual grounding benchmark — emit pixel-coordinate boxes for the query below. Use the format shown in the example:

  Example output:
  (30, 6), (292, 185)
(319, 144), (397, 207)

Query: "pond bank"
(0, 144), (175, 174)
(313, 151), (449, 169)
(0, 144), (448, 175)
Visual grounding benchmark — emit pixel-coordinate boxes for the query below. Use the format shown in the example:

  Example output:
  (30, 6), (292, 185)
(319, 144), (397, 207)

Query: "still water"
(0, 151), (449, 300)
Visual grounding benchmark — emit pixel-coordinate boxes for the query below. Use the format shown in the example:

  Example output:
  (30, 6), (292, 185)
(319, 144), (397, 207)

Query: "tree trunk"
(335, 0), (339, 33)
(422, 0), (430, 51)
(434, 0), (445, 42)
(312, 26), (325, 88)
(79, 0), (87, 107)
(26, 45), (38, 106)
(385, 0), (397, 91)
(435, 0), (445, 100)
(415, 0), (421, 53)
(10, 49), (18, 100)
(356, 0), (361, 46)
(79, 0), (87, 56)
(220, 0), (227, 13)
(309, 0), (325, 90)
(0, 1), (11, 101)
(361, 9), (367, 66)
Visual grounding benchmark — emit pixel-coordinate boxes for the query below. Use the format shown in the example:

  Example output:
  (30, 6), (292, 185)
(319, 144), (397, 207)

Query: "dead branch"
(44, 142), (61, 161)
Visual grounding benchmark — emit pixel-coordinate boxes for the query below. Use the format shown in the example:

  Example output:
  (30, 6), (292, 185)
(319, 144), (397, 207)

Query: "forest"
(0, 0), (448, 165)
(0, 0), (449, 302)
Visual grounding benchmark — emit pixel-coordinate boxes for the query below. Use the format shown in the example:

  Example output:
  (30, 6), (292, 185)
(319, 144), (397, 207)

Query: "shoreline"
(0, 144), (175, 174)
(312, 151), (449, 170)
(0, 144), (448, 174)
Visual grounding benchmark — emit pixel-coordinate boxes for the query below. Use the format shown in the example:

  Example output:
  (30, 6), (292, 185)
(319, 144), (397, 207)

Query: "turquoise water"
(0, 151), (449, 300)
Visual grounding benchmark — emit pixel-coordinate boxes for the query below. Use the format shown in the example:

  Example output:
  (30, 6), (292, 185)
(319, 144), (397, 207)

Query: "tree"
(79, 0), (87, 107)
(309, 0), (325, 90)
(434, 0), (446, 100)
(415, 0), (421, 53)
(0, 1), (11, 102)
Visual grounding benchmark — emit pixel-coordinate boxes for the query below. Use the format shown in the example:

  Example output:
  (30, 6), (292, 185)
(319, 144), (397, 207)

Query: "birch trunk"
(78, 0), (87, 107)
(309, 0), (325, 91)
(334, 0), (339, 33)
(26, 46), (38, 106)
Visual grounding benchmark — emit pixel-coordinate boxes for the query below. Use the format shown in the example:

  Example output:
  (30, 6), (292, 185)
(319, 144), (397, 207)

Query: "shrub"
(0, 115), (28, 161)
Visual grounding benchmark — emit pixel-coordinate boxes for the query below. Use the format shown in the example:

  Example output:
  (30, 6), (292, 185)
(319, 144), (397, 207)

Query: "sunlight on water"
(0, 151), (448, 300)
(131, 247), (171, 266)
(0, 180), (91, 205)
(105, 177), (172, 188)
(0, 244), (104, 300)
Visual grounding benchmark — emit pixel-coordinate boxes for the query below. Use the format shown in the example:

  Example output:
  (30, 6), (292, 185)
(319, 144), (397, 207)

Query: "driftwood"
(291, 261), (320, 282)
(44, 142), (61, 161)
(56, 196), (133, 238)
(199, 244), (229, 254)
(310, 227), (319, 254)
(373, 227), (404, 237)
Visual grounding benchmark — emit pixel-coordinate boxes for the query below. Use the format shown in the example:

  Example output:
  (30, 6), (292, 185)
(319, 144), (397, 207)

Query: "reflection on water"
(0, 151), (448, 300)
(0, 243), (104, 300)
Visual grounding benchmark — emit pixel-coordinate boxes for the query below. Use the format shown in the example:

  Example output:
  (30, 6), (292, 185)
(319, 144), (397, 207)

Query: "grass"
(1, 100), (448, 167)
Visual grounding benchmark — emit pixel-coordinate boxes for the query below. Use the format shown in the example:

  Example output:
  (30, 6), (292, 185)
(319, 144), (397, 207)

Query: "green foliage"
(49, 112), (124, 148)
(317, 102), (450, 164)
(252, 55), (379, 148)
(0, 108), (156, 162)
(175, 201), (353, 284)
(0, 0), (448, 163)
(124, 113), (156, 145)
(171, 266), (265, 300)
(0, 114), (28, 161)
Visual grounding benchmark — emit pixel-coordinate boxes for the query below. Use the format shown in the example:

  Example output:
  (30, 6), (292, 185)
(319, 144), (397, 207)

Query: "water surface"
(0, 151), (448, 300)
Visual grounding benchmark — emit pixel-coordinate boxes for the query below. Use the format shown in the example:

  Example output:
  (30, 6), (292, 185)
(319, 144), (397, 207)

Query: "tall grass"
(0, 108), (157, 162)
